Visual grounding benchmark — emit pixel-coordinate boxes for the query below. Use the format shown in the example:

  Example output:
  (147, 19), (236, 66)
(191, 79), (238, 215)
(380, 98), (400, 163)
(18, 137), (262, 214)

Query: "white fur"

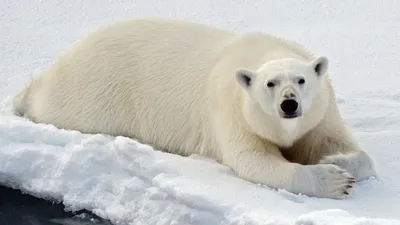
(13, 17), (376, 199)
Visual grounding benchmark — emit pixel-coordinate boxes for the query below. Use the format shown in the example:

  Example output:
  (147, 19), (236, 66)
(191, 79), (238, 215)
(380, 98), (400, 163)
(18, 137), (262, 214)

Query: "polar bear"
(13, 17), (376, 199)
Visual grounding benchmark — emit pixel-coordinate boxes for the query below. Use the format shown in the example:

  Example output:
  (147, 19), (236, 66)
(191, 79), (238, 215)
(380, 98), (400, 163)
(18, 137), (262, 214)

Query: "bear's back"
(24, 17), (237, 157)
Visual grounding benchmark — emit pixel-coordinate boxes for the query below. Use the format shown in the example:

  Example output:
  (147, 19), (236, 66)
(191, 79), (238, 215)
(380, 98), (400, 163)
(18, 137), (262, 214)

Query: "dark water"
(0, 185), (112, 225)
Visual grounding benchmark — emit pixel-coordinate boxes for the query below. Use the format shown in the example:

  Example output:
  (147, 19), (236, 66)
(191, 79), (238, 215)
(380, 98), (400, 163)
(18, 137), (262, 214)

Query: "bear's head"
(235, 56), (329, 120)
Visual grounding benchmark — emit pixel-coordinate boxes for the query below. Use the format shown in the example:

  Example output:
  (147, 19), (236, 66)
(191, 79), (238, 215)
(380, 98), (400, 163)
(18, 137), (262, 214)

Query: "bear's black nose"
(280, 99), (298, 115)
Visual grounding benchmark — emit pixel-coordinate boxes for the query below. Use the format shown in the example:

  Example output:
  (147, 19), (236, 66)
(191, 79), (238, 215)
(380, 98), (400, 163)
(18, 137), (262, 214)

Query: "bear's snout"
(280, 99), (299, 118)
(281, 87), (297, 99)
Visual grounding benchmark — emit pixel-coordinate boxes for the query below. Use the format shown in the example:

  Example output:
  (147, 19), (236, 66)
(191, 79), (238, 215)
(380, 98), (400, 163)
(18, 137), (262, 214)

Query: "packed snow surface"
(1, 0), (400, 224)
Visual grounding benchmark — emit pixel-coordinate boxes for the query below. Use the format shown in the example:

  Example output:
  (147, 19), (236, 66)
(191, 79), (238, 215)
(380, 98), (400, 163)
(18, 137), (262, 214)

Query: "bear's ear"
(310, 56), (329, 77)
(235, 68), (256, 91)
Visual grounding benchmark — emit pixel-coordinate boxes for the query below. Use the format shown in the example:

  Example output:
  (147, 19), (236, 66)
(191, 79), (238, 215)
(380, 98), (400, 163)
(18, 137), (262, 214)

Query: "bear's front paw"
(319, 154), (349, 168)
(319, 152), (377, 181)
(305, 164), (355, 199)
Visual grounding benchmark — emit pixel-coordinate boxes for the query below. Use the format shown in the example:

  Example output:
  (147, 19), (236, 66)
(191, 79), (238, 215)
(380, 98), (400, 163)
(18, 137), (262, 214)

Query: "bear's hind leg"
(12, 82), (32, 117)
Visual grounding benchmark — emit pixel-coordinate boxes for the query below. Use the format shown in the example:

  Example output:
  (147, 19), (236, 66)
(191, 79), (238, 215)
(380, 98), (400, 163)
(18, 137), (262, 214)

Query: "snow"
(1, 0), (400, 224)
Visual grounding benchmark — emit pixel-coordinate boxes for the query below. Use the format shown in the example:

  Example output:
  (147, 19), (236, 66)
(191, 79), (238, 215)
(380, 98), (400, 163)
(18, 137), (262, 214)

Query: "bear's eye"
(298, 78), (305, 84)
(266, 82), (275, 88)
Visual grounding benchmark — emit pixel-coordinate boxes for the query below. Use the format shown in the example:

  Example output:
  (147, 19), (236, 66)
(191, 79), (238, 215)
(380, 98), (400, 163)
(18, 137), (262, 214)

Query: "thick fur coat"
(13, 17), (376, 199)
